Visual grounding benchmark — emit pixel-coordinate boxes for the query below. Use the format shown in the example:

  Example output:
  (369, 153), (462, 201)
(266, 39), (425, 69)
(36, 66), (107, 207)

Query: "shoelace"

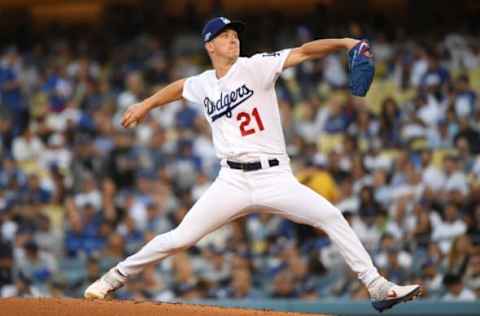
(102, 269), (125, 290)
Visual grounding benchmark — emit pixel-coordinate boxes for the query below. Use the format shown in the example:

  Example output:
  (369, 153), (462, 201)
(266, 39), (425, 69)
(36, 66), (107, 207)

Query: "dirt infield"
(0, 298), (329, 316)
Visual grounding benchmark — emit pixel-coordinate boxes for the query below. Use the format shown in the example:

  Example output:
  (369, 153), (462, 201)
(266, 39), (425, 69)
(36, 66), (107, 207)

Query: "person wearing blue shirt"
(0, 48), (28, 135)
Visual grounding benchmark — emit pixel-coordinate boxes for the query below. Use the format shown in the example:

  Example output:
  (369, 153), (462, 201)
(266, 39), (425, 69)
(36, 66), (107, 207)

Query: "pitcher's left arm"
(283, 38), (359, 69)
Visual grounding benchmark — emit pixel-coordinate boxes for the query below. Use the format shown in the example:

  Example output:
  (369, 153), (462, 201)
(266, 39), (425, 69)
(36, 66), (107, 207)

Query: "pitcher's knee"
(163, 229), (197, 252)
(320, 205), (346, 224)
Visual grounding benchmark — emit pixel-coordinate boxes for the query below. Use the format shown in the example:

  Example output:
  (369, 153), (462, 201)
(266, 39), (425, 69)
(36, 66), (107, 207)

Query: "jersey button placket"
(214, 83), (233, 157)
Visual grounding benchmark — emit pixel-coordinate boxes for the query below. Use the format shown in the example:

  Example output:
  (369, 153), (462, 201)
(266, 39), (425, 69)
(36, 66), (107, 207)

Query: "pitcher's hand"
(121, 102), (149, 128)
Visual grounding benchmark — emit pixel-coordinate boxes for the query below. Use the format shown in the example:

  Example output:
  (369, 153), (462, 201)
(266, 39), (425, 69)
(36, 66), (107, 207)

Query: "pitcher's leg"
(117, 174), (250, 277)
(258, 172), (379, 286)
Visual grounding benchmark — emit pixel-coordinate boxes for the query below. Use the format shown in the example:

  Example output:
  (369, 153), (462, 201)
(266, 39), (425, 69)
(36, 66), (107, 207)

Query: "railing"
(191, 299), (480, 316)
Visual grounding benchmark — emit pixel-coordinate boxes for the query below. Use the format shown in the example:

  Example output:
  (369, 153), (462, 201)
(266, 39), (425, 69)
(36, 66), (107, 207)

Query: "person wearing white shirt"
(443, 155), (469, 198)
(410, 48), (429, 88)
(40, 133), (72, 172)
(12, 127), (44, 162)
(442, 273), (476, 302)
(432, 204), (466, 254)
(374, 234), (412, 270)
(74, 176), (102, 212)
(420, 149), (446, 193)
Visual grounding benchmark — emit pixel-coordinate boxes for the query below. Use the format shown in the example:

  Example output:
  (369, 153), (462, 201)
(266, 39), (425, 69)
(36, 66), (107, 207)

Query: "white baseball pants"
(116, 161), (379, 286)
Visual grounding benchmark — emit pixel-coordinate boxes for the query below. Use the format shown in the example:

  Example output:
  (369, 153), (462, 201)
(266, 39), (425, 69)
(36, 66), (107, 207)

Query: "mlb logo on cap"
(201, 17), (245, 43)
(220, 17), (231, 24)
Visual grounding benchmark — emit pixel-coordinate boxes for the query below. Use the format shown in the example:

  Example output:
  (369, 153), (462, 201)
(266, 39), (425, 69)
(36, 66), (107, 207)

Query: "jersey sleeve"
(182, 75), (203, 105)
(248, 49), (292, 89)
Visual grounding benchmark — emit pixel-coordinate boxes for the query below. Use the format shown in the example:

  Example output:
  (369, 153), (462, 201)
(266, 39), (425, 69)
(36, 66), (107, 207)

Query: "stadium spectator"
(442, 273), (476, 301)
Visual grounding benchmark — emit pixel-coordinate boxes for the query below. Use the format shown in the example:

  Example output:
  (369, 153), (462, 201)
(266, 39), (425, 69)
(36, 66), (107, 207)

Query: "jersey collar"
(214, 58), (239, 82)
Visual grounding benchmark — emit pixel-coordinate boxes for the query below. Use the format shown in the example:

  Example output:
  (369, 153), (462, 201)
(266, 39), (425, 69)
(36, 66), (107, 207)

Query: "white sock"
(359, 267), (381, 287)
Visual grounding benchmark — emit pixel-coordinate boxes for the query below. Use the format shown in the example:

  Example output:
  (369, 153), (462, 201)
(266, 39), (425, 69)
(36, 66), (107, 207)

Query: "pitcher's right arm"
(121, 78), (186, 128)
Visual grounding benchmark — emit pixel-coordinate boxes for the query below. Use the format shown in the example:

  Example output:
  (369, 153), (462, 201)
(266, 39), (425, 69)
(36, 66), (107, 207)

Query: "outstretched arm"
(283, 38), (360, 70)
(121, 78), (186, 128)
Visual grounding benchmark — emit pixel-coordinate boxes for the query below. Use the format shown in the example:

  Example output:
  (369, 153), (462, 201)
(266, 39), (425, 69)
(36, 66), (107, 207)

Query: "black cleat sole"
(372, 286), (423, 313)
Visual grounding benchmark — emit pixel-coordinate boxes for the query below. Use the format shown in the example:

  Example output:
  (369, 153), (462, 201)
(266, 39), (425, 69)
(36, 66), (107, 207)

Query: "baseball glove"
(347, 40), (375, 97)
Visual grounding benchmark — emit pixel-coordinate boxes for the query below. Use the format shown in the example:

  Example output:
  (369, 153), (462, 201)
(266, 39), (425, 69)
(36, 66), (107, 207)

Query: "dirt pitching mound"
(0, 298), (329, 316)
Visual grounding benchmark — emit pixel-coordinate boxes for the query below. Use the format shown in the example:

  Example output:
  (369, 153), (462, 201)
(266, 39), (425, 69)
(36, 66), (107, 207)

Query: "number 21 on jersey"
(237, 107), (265, 136)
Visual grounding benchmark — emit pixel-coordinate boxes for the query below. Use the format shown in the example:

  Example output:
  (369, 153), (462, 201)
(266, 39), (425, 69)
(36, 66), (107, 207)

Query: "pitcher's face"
(205, 29), (240, 60)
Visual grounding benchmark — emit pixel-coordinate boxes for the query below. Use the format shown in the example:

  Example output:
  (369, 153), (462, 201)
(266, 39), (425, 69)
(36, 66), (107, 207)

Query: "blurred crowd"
(1, 11), (480, 303)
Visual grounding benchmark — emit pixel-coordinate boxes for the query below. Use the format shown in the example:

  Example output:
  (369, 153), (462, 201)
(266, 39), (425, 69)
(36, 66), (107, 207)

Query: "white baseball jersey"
(182, 49), (292, 162)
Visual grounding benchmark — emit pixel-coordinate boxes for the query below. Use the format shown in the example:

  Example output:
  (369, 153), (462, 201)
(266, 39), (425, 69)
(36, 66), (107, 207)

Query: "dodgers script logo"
(204, 84), (254, 122)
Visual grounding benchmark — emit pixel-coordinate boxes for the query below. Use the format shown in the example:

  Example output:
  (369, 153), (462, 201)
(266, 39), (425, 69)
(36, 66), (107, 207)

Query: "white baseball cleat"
(84, 268), (127, 299)
(368, 276), (422, 312)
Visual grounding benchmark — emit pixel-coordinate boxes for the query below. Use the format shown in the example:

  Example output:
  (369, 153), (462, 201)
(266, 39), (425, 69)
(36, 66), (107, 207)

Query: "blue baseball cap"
(201, 17), (245, 43)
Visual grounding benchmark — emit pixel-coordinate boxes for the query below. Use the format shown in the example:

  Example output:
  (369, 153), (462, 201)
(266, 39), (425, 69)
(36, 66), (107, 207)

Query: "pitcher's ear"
(206, 41), (217, 53)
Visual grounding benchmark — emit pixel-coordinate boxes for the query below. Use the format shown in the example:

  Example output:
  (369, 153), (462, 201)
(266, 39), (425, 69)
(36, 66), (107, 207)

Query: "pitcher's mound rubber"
(0, 298), (330, 316)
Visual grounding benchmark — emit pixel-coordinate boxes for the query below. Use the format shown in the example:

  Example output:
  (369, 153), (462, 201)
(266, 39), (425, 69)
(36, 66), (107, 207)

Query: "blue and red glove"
(347, 40), (375, 97)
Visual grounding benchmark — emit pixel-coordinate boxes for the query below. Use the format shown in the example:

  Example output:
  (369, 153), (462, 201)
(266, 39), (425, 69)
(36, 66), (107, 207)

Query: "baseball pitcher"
(85, 17), (421, 312)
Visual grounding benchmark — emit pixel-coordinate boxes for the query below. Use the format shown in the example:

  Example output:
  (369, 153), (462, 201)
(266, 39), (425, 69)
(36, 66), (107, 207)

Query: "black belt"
(226, 158), (279, 171)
